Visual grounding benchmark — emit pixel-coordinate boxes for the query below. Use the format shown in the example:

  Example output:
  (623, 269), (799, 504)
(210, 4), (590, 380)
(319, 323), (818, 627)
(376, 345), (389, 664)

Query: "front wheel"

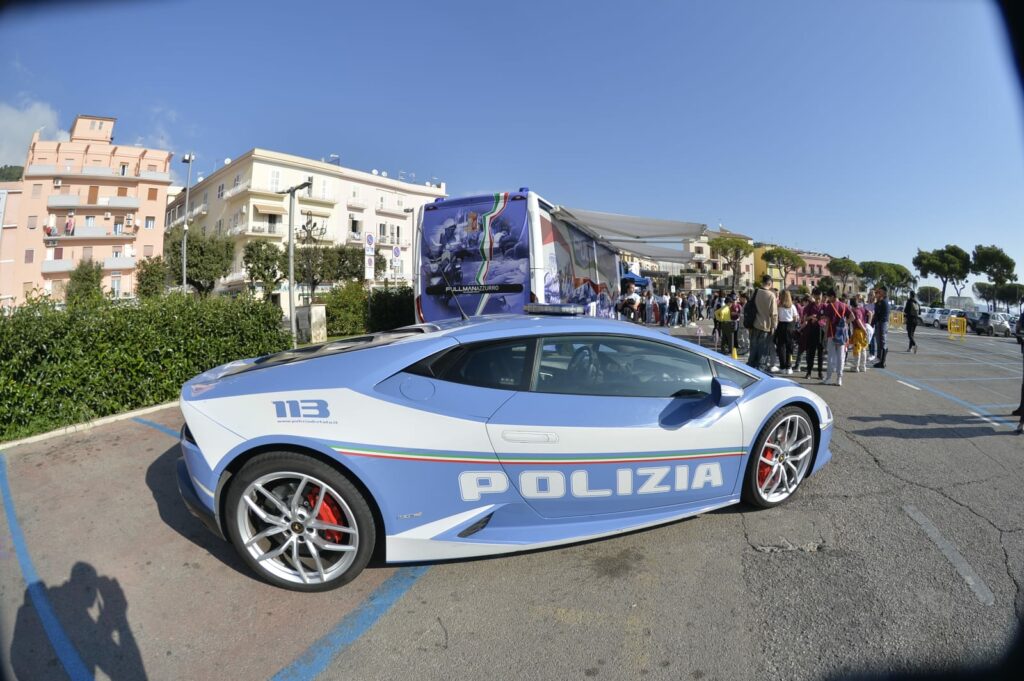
(225, 452), (375, 592)
(742, 407), (815, 508)
(933, 320), (939, 328)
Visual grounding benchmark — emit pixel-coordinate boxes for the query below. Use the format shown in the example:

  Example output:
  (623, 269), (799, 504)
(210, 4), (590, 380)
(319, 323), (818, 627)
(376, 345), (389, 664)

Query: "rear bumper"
(176, 457), (224, 540)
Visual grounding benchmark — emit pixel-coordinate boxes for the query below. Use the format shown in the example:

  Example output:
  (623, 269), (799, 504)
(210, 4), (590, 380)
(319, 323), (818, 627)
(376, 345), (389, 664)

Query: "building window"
(111, 273), (121, 297)
(217, 184), (224, 199)
(147, 164), (157, 172)
(120, 163), (128, 176)
(349, 215), (360, 234)
(86, 216), (96, 227)
(98, 121), (104, 129)
(53, 247), (63, 260)
(113, 221), (123, 235)
(31, 183), (42, 198)
(233, 174), (240, 187)
(216, 219), (222, 233)
(117, 186), (128, 197)
(270, 170), (280, 192)
(145, 216), (155, 230)
(202, 191), (208, 205)
(83, 247), (93, 261)
(267, 214), (280, 234)
(144, 245), (154, 257)
(27, 215), (38, 230)
(148, 188), (158, 201)
(89, 120), (96, 130)
(24, 249), (33, 264)
(395, 225), (401, 241)
(379, 223), (386, 239)
(695, 246), (703, 254)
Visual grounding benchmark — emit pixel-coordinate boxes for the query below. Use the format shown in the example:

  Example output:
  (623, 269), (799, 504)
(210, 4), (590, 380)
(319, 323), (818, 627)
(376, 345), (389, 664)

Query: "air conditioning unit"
(125, 215), (134, 225)
(104, 211), (112, 219)
(53, 178), (62, 188)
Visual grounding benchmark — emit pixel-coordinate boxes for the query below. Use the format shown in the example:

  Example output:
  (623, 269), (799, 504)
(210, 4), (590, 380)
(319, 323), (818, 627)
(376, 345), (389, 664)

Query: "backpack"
(742, 292), (759, 330)
(831, 305), (850, 345)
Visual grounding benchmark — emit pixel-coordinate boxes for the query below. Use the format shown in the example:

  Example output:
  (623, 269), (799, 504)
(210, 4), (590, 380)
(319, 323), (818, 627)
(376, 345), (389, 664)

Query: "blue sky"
(1, 0), (1022, 290)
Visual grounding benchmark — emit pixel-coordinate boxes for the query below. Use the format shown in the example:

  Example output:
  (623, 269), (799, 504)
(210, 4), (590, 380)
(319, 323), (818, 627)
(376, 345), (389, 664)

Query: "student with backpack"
(746, 275), (778, 372)
(822, 289), (852, 386)
(904, 290), (920, 353)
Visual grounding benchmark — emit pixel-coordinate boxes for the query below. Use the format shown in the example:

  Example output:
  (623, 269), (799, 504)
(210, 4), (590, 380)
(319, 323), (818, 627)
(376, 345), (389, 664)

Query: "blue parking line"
(271, 566), (430, 681)
(0, 454), (92, 681)
(880, 369), (1017, 428)
(133, 416), (180, 439)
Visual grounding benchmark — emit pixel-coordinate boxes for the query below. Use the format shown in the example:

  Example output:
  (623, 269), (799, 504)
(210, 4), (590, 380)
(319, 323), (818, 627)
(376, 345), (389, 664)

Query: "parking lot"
(1, 324), (1021, 681)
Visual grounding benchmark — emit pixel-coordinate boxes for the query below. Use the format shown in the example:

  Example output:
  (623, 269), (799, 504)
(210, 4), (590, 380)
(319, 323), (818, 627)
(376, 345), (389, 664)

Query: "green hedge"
(0, 295), (290, 442)
(368, 285), (414, 332)
(323, 283), (415, 337)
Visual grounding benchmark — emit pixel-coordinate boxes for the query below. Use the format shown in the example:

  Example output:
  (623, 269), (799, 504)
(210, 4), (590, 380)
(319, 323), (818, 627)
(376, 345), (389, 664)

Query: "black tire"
(225, 451), (375, 592)
(933, 320), (939, 328)
(988, 328), (994, 337)
(742, 406), (815, 509)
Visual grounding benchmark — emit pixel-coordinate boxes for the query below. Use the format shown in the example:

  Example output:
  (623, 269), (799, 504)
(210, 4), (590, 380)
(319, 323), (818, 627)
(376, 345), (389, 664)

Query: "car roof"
(433, 314), (684, 344)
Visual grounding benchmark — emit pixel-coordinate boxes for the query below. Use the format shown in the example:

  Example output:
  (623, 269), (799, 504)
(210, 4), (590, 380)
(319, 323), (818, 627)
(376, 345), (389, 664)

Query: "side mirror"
(711, 377), (743, 408)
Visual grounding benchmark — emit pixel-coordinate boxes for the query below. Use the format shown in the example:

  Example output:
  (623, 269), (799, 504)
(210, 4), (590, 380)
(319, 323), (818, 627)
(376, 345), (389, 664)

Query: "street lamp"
(180, 152), (195, 292)
(278, 176), (313, 347)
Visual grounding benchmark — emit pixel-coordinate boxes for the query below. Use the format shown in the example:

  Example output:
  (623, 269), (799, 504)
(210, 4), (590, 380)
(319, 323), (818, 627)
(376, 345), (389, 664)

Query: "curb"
(0, 401), (180, 451)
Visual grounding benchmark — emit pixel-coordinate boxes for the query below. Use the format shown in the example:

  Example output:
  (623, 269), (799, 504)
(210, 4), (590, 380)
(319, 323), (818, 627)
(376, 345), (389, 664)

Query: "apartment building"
(664, 228), (755, 292)
(164, 149), (447, 293)
(0, 115), (172, 306)
(753, 245), (858, 294)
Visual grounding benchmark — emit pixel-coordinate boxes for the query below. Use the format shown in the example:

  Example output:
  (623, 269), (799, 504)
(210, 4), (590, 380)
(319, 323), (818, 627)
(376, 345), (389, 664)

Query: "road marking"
(0, 454), (92, 680)
(902, 504), (995, 606)
(970, 412), (1008, 429)
(878, 370), (1018, 429)
(271, 566), (430, 681)
(897, 380), (921, 391)
(132, 416), (180, 439)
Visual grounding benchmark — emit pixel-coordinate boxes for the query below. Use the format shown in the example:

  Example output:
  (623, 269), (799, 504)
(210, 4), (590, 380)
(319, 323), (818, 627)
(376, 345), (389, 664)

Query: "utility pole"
(279, 175), (313, 347)
(180, 153), (195, 292)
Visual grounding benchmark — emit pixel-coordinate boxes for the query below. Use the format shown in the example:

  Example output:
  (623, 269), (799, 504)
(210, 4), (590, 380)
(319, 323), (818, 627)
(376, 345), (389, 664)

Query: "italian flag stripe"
(475, 192), (509, 285)
(331, 445), (745, 465)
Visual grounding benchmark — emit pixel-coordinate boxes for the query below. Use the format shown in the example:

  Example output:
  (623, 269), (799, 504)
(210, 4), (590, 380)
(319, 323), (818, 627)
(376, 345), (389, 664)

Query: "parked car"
(176, 307), (834, 591)
(965, 310), (982, 332)
(976, 312), (1013, 336)
(935, 308), (964, 329)
(920, 307), (941, 326)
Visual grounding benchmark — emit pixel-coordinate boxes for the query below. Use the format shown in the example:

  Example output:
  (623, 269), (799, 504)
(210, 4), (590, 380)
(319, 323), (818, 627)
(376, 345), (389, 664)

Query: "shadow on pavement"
(847, 413), (1018, 439)
(10, 562), (145, 680)
(144, 444), (250, 578)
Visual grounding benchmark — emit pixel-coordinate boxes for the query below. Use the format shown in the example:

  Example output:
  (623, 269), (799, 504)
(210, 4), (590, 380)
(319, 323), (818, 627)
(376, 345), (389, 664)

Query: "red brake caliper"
(306, 487), (345, 544)
(757, 447), (774, 487)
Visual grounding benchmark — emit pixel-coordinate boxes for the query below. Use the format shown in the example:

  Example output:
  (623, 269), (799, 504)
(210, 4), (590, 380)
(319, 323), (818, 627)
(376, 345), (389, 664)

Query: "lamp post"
(279, 176), (313, 347)
(180, 152), (195, 292)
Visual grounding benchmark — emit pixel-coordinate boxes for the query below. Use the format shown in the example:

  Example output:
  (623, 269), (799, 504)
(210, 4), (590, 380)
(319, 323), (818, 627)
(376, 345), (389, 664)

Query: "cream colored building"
(164, 149), (446, 294)
(0, 115), (172, 307)
(664, 228), (755, 291)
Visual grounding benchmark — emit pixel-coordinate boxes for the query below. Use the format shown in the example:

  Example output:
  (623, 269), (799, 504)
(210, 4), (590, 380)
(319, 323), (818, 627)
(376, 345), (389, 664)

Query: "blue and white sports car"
(177, 308), (833, 591)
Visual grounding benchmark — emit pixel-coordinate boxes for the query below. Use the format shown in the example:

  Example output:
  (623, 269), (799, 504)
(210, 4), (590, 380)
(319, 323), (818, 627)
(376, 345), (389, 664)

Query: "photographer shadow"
(10, 562), (146, 681)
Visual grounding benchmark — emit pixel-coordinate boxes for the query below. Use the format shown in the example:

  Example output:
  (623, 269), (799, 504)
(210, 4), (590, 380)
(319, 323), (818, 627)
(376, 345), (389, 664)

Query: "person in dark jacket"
(1014, 314), (1023, 434)
(904, 290), (920, 353)
(873, 286), (891, 368)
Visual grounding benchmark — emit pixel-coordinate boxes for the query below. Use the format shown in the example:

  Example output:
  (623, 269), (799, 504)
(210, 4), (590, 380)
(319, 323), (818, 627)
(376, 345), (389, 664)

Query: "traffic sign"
(365, 255), (375, 280)
(392, 246), (401, 259)
(365, 233), (375, 247)
(364, 245), (375, 255)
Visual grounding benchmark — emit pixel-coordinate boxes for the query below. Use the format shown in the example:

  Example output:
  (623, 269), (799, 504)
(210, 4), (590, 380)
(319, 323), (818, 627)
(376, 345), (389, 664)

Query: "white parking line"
(903, 504), (994, 606)
(970, 411), (1007, 429)
(897, 380), (921, 391)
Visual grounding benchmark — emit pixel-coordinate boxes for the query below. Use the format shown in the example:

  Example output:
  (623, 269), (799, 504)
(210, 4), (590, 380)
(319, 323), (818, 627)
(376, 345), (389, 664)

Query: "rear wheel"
(225, 452), (375, 592)
(933, 320), (939, 328)
(742, 408), (815, 508)
(988, 328), (995, 337)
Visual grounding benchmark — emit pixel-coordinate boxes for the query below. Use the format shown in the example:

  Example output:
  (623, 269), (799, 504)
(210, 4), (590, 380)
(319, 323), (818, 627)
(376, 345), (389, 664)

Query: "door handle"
(501, 430), (559, 444)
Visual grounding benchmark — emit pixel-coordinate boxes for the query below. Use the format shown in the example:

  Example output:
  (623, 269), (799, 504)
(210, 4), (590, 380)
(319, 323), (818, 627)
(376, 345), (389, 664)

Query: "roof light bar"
(523, 303), (586, 316)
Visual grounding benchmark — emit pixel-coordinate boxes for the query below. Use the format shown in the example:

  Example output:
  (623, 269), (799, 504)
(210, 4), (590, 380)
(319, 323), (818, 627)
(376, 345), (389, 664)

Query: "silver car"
(974, 311), (1013, 337)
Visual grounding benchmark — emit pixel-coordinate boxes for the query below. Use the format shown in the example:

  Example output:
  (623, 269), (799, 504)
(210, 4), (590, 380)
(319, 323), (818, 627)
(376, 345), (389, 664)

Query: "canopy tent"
(621, 271), (651, 287)
(551, 206), (706, 263)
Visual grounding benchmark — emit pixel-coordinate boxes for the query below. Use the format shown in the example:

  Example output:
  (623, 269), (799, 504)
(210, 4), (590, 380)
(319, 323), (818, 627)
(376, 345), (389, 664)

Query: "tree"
(971, 244), (1016, 290)
(887, 264), (914, 303)
(917, 286), (942, 306)
(329, 244), (387, 282)
(972, 282), (996, 311)
(243, 241), (286, 296)
(65, 260), (104, 306)
(136, 256), (169, 298)
(708, 236), (754, 291)
(164, 227), (233, 296)
(826, 257), (862, 296)
(760, 247), (805, 290)
(995, 282), (1024, 313)
(0, 165), (23, 181)
(817, 276), (837, 293)
(912, 245), (971, 302)
(858, 261), (891, 292)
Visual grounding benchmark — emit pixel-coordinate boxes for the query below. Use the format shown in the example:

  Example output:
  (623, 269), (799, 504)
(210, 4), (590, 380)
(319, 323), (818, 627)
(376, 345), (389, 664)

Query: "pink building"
(791, 250), (831, 291)
(0, 115), (172, 308)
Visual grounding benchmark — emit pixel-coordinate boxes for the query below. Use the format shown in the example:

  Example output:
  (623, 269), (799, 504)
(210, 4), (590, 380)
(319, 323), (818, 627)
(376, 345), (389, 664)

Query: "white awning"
(551, 206), (706, 263)
(254, 203), (287, 215)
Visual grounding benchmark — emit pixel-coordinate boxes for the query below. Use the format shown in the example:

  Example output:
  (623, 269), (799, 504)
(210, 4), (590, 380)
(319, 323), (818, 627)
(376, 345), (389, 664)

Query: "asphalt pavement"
(0, 323), (1021, 680)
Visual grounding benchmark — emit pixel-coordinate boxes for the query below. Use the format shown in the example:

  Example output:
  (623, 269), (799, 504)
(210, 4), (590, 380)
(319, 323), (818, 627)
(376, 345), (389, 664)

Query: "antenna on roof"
(437, 265), (469, 321)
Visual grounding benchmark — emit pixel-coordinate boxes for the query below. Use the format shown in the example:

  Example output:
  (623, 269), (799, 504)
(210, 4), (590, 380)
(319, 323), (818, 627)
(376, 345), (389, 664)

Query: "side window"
(416, 340), (533, 391)
(533, 335), (713, 398)
(713, 362), (757, 389)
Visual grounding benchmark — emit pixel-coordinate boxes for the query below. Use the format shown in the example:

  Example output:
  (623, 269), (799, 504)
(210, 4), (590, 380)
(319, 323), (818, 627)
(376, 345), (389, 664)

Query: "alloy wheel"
(754, 414), (814, 504)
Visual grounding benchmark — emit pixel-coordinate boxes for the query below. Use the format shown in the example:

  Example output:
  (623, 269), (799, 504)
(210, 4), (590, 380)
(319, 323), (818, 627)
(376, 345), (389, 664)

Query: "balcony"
(46, 195), (140, 210)
(47, 195), (81, 209)
(139, 170), (171, 182)
(347, 197), (367, 209)
(41, 260), (75, 274)
(107, 196), (140, 209)
(103, 256), (136, 270)
(80, 166), (115, 178)
(375, 203), (408, 217)
(25, 164), (57, 177)
(223, 181), (251, 200)
(298, 193), (337, 207)
(188, 202), (208, 219)
(44, 225), (135, 241)
(345, 232), (364, 244)
(691, 252), (708, 261)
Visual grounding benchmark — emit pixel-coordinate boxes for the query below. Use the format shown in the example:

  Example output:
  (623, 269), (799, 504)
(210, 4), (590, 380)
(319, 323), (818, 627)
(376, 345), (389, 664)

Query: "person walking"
(873, 286), (891, 368)
(657, 290), (669, 327)
(1013, 314), (1023, 433)
(747, 275), (778, 372)
(687, 291), (698, 326)
(775, 290), (798, 375)
(904, 290), (920, 353)
(737, 291), (751, 355)
(849, 297), (870, 372)
(802, 289), (826, 380)
(716, 294), (737, 356)
(667, 290), (680, 327)
(822, 289), (852, 386)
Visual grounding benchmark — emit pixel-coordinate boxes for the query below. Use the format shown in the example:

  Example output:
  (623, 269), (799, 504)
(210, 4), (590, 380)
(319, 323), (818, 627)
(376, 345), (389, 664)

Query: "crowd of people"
(616, 274), (925, 388)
